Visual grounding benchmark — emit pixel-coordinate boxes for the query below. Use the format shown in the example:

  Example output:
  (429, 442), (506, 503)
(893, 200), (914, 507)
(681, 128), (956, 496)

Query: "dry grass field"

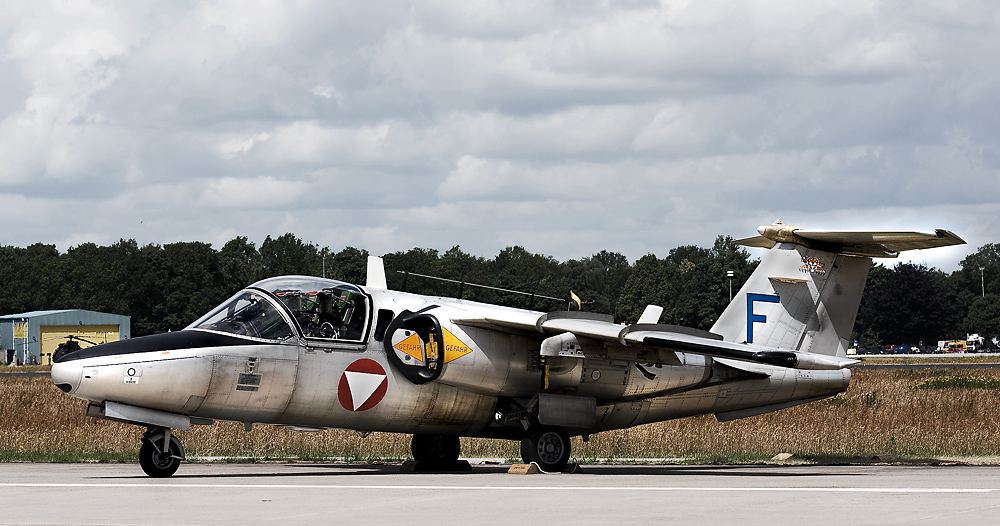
(3, 366), (1000, 463)
(855, 354), (1000, 364)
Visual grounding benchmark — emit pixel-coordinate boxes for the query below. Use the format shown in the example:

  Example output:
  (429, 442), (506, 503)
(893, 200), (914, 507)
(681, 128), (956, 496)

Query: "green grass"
(913, 375), (1000, 390)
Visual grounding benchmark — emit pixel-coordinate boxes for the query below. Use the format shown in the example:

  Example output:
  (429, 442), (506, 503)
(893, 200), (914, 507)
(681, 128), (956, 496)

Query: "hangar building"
(0, 310), (131, 366)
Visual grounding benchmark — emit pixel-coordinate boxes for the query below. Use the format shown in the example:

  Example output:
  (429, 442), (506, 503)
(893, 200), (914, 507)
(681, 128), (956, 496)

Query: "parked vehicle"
(940, 340), (967, 353)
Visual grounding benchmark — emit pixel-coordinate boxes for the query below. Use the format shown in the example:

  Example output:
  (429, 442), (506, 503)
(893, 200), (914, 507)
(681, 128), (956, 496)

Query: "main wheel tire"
(139, 435), (182, 478)
(411, 434), (461, 464)
(520, 426), (570, 473)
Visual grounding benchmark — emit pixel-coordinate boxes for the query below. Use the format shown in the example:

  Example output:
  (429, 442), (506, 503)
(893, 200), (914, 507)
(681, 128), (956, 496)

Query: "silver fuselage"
(51, 279), (849, 437)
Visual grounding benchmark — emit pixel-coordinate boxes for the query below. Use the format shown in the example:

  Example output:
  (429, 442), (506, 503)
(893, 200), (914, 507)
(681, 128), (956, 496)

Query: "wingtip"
(735, 235), (776, 249)
(934, 229), (966, 246)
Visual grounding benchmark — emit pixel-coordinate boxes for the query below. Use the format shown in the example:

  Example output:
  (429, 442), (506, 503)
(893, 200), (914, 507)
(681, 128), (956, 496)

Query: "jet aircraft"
(50, 224), (964, 476)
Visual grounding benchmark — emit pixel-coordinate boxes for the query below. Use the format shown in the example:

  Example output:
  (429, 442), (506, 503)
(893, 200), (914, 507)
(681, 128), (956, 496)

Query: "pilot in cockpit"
(302, 289), (356, 339)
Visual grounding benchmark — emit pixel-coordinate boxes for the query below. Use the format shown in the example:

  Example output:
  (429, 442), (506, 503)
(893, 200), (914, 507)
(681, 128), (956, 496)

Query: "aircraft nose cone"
(51, 361), (83, 394)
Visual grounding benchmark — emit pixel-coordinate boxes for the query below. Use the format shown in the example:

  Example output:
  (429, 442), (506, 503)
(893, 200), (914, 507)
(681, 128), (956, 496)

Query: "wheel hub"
(537, 433), (563, 463)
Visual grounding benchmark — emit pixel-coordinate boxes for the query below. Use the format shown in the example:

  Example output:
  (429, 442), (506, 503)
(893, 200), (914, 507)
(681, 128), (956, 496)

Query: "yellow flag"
(570, 291), (582, 310)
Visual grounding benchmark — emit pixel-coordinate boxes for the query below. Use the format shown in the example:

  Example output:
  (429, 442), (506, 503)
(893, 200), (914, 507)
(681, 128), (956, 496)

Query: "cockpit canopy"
(187, 276), (369, 343)
(188, 290), (294, 341)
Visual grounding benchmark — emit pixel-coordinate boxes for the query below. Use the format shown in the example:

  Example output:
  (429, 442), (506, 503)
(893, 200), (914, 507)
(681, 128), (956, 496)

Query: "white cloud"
(198, 176), (309, 208)
(217, 132), (272, 157)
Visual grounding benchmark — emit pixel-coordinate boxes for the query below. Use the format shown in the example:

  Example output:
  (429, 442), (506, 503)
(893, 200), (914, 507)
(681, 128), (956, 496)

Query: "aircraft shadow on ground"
(94, 463), (865, 480)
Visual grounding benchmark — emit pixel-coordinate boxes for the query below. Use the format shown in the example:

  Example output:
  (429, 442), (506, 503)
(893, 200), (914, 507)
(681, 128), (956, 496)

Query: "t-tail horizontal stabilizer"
(735, 223), (965, 258)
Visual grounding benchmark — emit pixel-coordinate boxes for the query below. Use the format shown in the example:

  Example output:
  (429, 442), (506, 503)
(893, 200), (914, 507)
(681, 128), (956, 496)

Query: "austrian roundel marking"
(338, 359), (388, 412)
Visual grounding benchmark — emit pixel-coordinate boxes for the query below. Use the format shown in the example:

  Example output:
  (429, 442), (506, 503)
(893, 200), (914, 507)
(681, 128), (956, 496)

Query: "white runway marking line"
(0, 483), (995, 493)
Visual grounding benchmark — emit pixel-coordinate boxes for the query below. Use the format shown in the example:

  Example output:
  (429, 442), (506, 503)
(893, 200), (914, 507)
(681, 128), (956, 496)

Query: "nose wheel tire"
(411, 434), (461, 464)
(520, 426), (570, 473)
(139, 434), (183, 478)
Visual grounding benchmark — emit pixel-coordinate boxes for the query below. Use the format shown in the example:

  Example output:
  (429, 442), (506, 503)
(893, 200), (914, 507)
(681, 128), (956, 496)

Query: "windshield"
(251, 276), (369, 341)
(187, 290), (294, 341)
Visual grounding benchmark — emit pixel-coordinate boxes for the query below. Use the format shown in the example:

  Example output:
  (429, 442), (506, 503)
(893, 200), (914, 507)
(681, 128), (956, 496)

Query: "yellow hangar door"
(40, 325), (121, 365)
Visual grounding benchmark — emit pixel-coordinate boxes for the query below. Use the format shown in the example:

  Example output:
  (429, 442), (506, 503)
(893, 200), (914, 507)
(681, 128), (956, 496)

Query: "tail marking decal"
(800, 256), (826, 275)
(746, 293), (780, 344)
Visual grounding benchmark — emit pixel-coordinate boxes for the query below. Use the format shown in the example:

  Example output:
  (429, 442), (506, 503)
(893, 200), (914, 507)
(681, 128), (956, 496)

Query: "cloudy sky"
(2, 0), (997, 271)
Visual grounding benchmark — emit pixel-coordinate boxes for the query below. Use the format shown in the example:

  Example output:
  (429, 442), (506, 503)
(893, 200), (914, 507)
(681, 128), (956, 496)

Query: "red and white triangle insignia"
(338, 359), (388, 412)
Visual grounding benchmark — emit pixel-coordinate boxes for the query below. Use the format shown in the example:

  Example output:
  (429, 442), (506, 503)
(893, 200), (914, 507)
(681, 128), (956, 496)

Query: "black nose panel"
(54, 330), (256, 362)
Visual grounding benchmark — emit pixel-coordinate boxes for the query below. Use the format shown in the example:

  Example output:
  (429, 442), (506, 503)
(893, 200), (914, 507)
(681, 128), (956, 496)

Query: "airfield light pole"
(727, 270), (734, 302)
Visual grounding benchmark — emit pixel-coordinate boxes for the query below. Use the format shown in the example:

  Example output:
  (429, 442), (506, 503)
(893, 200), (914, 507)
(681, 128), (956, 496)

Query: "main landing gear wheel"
(139, 428), (184, 478)
(411, 434), (461, 464)
(520, 426), (570, 473)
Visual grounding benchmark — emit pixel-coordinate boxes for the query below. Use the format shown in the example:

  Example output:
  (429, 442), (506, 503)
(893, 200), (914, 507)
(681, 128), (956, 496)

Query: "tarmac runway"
(2, 462), (999, 525)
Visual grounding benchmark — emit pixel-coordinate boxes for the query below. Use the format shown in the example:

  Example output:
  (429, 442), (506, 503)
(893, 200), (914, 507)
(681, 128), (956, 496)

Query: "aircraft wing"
(454, 311), (856, 370)
(623, 329), (856, 370)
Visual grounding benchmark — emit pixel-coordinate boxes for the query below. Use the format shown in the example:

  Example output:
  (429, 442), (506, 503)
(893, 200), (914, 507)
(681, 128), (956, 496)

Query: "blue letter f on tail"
(746, 293), (780, 344)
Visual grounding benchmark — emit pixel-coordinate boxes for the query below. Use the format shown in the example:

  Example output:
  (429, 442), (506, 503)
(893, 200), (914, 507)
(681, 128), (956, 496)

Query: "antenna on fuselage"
(366, 256), (388, 289)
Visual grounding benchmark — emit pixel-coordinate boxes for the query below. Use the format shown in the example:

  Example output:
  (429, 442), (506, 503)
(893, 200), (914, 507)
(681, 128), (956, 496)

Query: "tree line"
(855, 244), (1000, 349)
(0, 234), (997, 346)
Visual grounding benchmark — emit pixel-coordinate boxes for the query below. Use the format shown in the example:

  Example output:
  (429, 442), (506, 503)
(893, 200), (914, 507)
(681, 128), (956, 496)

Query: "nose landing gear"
(139, 427), (184, 478)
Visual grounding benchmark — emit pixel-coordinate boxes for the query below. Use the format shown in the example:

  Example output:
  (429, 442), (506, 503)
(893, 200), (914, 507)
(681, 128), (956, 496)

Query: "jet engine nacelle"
(539, 331), (713, 402)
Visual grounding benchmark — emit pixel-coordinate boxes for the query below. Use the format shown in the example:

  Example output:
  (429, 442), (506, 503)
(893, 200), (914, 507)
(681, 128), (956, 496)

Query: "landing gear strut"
(520, 426), (570, 472)
(139, 427), (184, 478)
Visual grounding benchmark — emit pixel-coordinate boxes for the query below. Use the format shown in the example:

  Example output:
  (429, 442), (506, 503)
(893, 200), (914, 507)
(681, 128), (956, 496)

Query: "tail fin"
(710, 224), (964, 357)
